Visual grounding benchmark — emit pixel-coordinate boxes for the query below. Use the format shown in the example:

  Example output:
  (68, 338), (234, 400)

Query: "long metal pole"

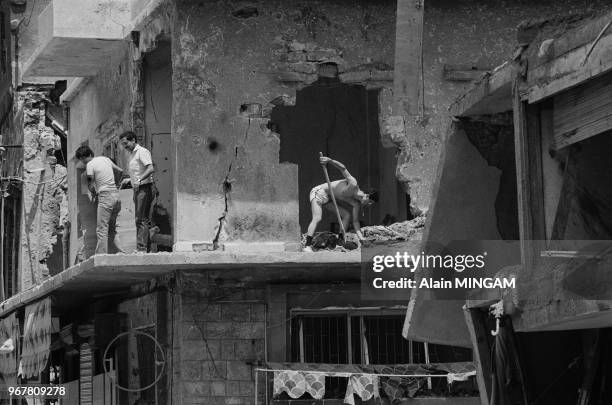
(319, 152), (347, 240)
(0, 191), (4, 301)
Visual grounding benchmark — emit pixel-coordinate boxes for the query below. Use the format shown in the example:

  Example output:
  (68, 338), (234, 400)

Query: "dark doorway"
(143, 39), (173, 249)
(271, 78), (405, 231)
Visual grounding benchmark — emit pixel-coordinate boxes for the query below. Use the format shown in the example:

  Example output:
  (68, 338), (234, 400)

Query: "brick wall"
(179, 272), (266, 405)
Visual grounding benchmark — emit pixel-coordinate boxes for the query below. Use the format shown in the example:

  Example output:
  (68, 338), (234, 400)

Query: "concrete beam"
(0, 251), (361, 318)
(22, 0), (130, 78)
(450, 61), (513, 117)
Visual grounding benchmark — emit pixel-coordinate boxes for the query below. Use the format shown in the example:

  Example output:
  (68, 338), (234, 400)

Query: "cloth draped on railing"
(19, 298), (52, 378)
(0, 312), (20, 386)
(267, 362), (476, 403)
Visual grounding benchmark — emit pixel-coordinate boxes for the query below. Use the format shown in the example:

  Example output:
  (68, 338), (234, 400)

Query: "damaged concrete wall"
(177, 271), (266, 404)
(172, 0), (400, 249)
(18, 89), (63, 290)
(386, 0), (612, 215)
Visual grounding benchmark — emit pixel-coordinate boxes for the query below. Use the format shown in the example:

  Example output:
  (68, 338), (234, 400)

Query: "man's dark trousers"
(134, 183), (154, 252)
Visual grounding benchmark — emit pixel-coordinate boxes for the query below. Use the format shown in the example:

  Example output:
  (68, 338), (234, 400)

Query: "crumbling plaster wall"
(172, 0), (396, 248)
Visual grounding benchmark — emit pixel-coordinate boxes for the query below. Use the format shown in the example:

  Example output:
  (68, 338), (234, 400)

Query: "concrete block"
(234, 340), (254, 359)
(250, 304), (265, 322)
(173, 241), (215, 252)
(221, 340), (236, 360)
(307, 49), (340, 61)
(340, 70), (371, 83)
(183, 381), (211, 397)
(221, 304), (251, 322)
(211, 381), (226, 396)
(227, 361), (252, 380)
(234, 322), (265, 339)
(288, 61), (318, 74)
(244, 289), (265, 301)
(182, 338), (219, 360)
(270, 94), (296, 107)
(202, 360), (228, 380)
(286, 52), (307, 62)
(205, 322), (236, 338)
(185, 303), (221, 322)
(182, 361), (202, 380)
(238, 381), (255, 396)
(227, 381), (241, 395)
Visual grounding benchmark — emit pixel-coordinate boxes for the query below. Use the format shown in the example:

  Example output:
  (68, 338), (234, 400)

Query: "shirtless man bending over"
(303, 156), (378, 252)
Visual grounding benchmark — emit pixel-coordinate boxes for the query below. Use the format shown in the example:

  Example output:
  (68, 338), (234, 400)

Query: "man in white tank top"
(75, 145), (124, 254)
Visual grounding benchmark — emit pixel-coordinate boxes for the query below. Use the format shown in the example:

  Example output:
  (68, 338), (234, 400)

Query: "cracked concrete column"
(391, 0), (429, 216)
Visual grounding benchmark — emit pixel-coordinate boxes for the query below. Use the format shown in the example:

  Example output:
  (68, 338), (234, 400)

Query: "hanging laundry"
(344, 374), (380, 405)
(447, 370), (477, 385)
(304, 373), (326, 399)
(273, 370), (326, 399)
(0, 313), (20, 387)
(19, 298), (52, 378)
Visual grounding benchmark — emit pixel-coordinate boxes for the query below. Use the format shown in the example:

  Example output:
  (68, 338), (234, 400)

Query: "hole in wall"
(207, 137), (220, 153)
(271, 78), (408, 230)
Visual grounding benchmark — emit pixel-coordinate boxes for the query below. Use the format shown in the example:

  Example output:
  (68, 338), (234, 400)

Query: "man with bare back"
(303, 156), (378, 252)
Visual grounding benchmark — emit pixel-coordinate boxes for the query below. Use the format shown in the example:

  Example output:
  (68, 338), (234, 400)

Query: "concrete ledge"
(175, 241), (303, 253)
(0, 251), (361, 318)
(22, 0), (130, 78)
(271, 399), (480, 405)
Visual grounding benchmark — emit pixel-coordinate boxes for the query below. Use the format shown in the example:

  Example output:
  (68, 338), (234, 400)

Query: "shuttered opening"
(553, 72), (612, 149)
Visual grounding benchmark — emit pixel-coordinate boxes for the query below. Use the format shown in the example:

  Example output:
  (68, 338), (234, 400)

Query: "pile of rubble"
(361, 216), (426, 243)
(302, 216), (426, 252)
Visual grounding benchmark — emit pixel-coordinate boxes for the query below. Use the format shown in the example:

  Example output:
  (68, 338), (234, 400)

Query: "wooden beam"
(393, 0), (424, 116)
(528, 32), (612, 103)
(550, 150), (576, 240)
(450, 62), (513, 117)
(513, 74), (546, 269)
(463, 307), (492, 405)
(526, 10), (612, 72)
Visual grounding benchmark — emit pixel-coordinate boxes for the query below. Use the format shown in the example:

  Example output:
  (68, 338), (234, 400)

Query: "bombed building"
(0, 0), (610, 404)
